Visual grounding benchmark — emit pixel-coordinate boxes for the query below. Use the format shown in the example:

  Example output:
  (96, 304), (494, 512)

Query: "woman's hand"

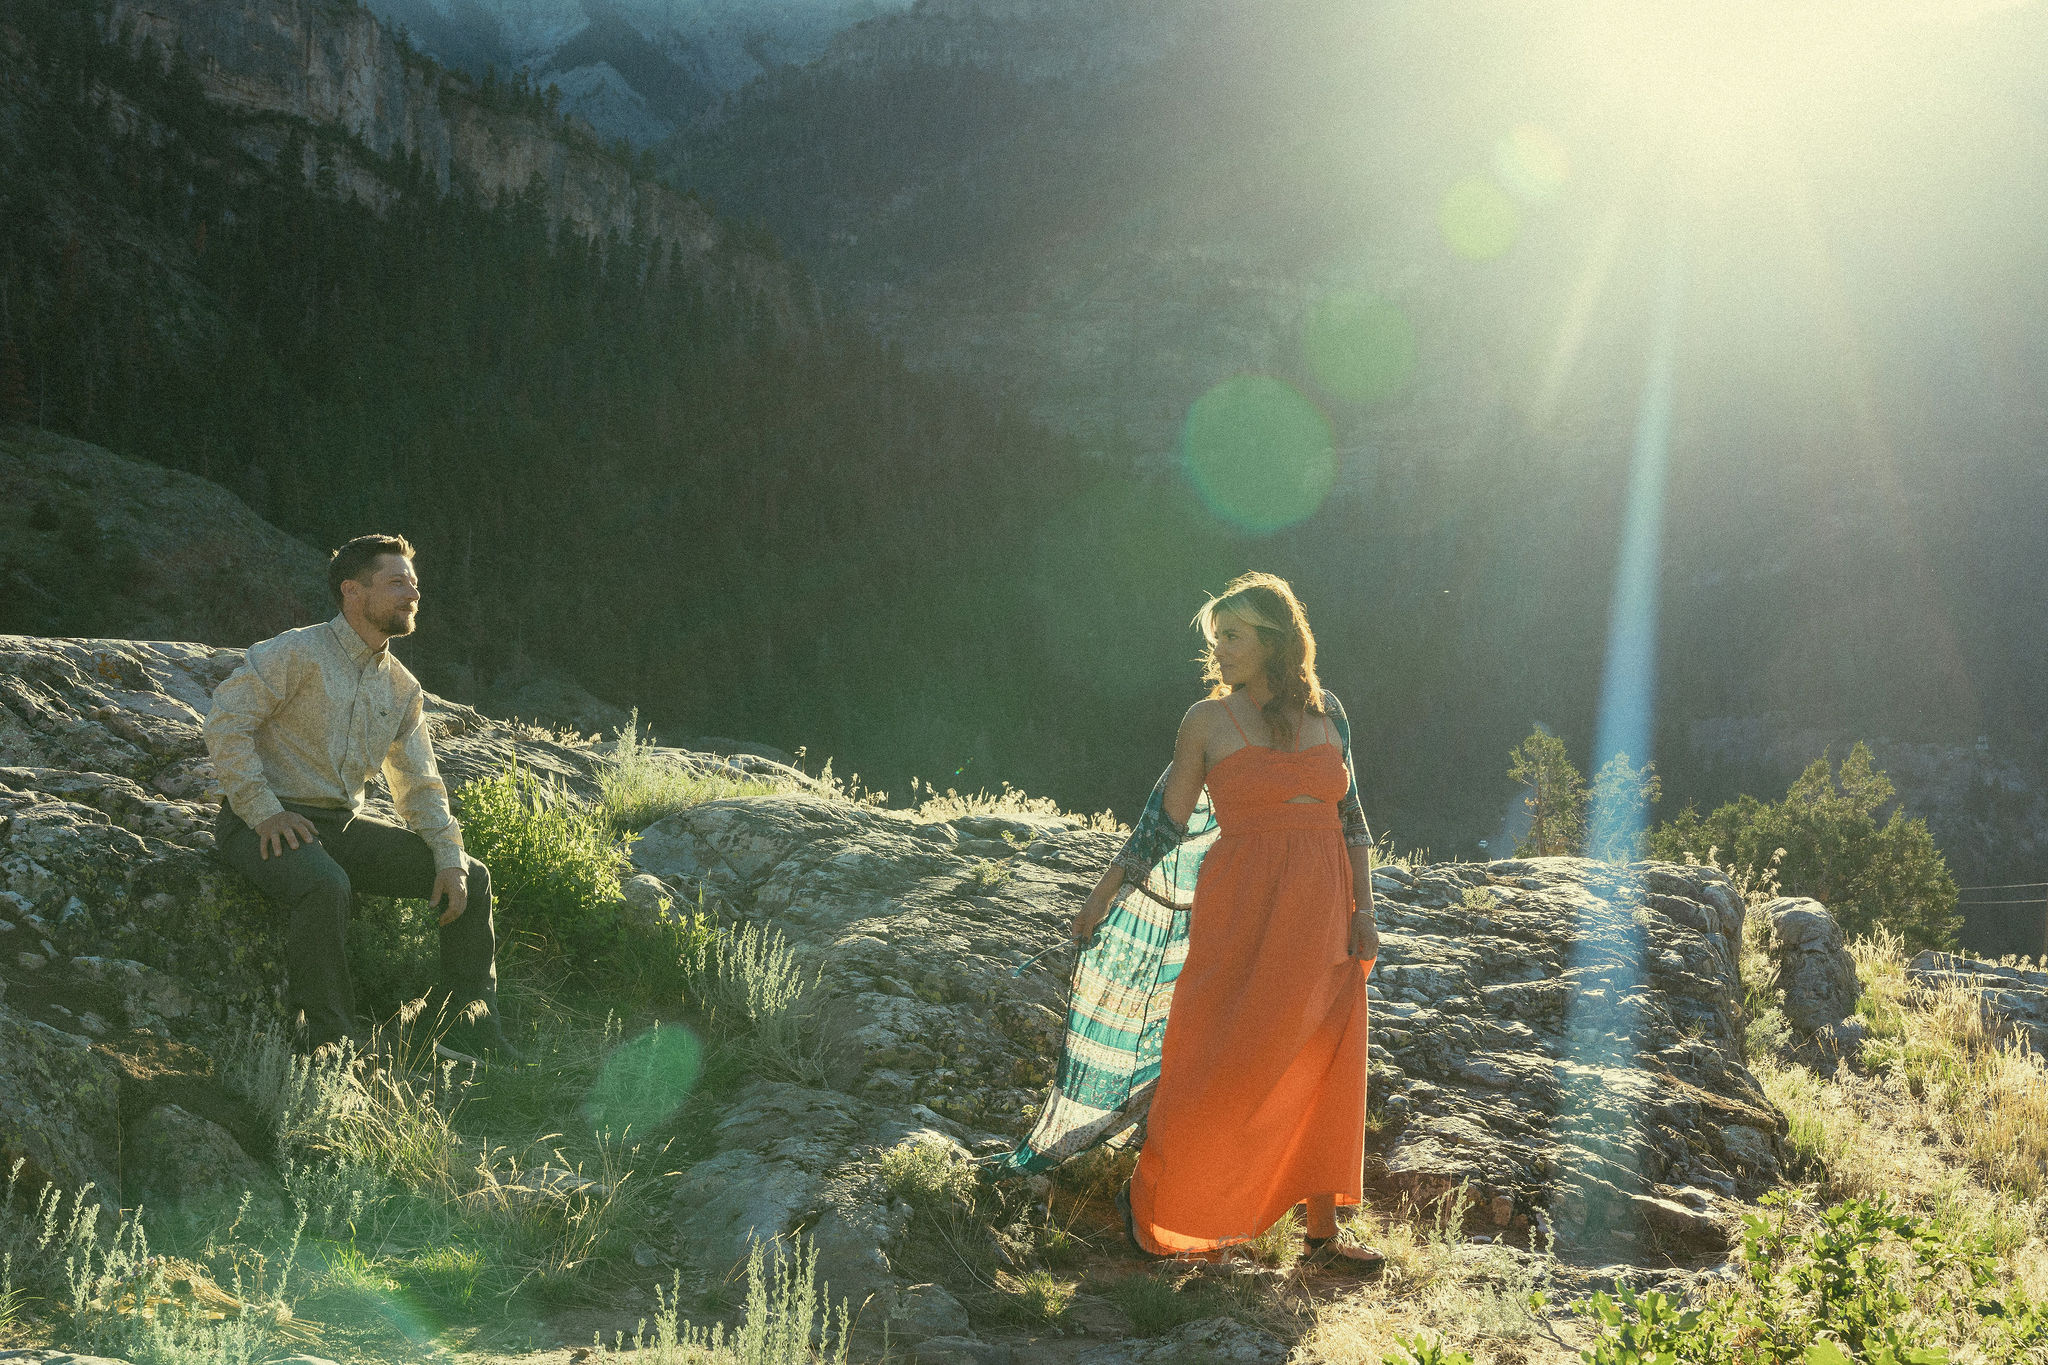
(1348, 911), (1380, 962)
(1071, 885), (1115, 942)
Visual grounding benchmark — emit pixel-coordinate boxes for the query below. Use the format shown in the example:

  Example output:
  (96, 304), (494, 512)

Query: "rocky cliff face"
(0, 628), (1785, 1318)
(103, 0), (812, 334)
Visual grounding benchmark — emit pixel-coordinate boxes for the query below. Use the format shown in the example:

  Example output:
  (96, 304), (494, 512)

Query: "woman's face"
(1210, 611), (1271, 688)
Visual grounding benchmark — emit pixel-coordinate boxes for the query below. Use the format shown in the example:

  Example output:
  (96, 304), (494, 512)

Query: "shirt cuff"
(233, 790), (285, 828)
(430, 840), (466, 872)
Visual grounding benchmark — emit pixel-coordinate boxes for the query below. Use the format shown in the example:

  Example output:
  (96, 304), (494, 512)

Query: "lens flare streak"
(1558, 233), (1685, 1227)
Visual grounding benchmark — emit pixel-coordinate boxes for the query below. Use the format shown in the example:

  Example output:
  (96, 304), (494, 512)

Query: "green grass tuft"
(600, 710), (793, 831)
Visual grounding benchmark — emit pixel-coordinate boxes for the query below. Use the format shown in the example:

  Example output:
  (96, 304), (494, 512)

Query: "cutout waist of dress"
(1215, 802), (1343, 835)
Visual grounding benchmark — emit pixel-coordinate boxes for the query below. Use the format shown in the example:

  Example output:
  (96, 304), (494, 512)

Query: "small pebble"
(17, 952), (46, 971)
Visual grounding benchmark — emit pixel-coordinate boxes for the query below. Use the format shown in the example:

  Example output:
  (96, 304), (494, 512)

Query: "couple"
(213, 540), (1380, 1263)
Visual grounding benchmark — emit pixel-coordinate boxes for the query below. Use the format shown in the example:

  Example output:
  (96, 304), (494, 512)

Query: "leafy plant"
(994, 1268), (1075, 1324)
(879, 1139), (980, 1212)
(1384, 1337), (1476, 1365)
(679, 917), (832, 1084)
(457, 761), (636, 960)
(1572, 1194), (2048, 1363)
(1587, 752), (1662, 861)
(965, 857), (1016, 891)
(594, 1234), (851, 1364)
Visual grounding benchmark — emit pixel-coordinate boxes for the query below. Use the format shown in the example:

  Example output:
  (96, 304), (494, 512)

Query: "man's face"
(349, 554), (421, 639)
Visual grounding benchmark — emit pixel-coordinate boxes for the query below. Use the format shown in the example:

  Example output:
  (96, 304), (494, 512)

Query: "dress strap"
(1224, 691), (1254, 746)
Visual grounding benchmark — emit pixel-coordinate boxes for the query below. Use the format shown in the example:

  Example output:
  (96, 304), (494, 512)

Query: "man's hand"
(431, 866), (468, 926)
(254, 811), (320, 860)
(1349, 911), (1381, 963)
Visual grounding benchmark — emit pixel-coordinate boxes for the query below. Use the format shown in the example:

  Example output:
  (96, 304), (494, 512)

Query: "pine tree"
(1508, 728), (1586, 857)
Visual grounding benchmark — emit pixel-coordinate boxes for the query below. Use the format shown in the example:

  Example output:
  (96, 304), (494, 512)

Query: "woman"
(1057, 572), (1381, 1263)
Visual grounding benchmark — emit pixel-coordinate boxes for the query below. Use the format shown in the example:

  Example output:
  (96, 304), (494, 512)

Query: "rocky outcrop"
(124, 1103), (270, 1206)
(634, 799), (1788, 1275)
(99, 0), (811, 338)
(1765, 898), (1860, 1035)
(0, 626), (1788, 1329)
(1365, 859), (1783, 1248)
(1908, 951), (2048, 1055)
(0, 630), (799, 1213)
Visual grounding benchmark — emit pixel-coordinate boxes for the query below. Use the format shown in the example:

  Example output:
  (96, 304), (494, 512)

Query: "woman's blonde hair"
(1194, 571), (1325, 748)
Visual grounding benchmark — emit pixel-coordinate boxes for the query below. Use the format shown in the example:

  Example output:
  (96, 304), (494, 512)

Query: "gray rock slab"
(1074, 1316), (1288, 1364)
(1910, 950), (2048, 1054)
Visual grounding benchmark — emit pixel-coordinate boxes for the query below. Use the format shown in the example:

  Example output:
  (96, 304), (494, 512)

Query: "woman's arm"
(1322, 691), (1380, 962)
(1070, 703), (1211, 941)
(1347, 842), (1381, 962)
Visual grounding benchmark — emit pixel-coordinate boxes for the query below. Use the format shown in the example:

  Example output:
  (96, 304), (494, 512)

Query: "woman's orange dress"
(1127, 737), (1376, 1255)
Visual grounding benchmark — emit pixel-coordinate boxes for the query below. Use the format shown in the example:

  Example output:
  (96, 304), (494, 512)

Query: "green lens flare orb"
(1439, 176), (1520, 259)
(1301, 291), (1417, 405)
(581, 1022), (703, 1132)
(1180, 376), (1336, 534)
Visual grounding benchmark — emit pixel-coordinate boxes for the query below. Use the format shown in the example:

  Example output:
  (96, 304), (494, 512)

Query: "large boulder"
(1365, 858), (1779, 1245)
(1765, 897), (1860, 1034)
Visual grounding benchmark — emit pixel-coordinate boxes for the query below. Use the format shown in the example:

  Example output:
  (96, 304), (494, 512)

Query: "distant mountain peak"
(363, 0), (916, 144)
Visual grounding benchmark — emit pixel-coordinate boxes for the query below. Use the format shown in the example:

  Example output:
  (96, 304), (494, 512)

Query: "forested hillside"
(0, 0), (1101, 799)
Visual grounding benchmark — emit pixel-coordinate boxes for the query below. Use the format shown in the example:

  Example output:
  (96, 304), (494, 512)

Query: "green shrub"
(994, 1268), (1075, 1324)
(1587, 752), (1661, 861)
(1649, 743), (1960, 949)
(457, 761), (635, 959)
(599, 711), (790, 832)
(965, 857), (1015, 891)
(679, 918), (831, 1084)
(879, 1139), (979, 1211)
(0, 1160), (299, 1365)
(1574, 1194), (2048, 1363)
(595, 1234), (851, 1364)
(1384, 1338), (1475, 1365)
(1104, 1268), (1226, 1337)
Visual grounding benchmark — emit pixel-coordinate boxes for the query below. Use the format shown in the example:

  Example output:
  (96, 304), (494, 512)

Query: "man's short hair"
(328, 534), (416, 605)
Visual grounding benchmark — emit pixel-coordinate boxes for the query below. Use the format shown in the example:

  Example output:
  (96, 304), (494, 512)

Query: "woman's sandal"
(1116, 1182), (1165, 1260)
(1302, 1234), (1387, 1271)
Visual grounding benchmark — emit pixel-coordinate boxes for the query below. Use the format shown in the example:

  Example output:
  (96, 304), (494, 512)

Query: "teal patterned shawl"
(1004, 691), (1372, 1172)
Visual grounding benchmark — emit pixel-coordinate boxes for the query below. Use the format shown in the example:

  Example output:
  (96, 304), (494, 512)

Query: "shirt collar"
(328, 612), (387, 666)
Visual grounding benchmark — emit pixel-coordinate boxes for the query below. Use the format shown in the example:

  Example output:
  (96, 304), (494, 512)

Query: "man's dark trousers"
(216, 801), (497, 1050)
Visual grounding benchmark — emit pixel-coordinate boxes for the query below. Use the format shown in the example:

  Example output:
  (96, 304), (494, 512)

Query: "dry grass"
(1292, 1197), (1577, 1365)
(907, 777), (1123, 831)
(1849, 930), (2048, 1200)
(600, 711), (796, 830)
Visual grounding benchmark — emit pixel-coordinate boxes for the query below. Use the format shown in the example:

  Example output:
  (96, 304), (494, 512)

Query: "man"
(205, 533), (513, 1061)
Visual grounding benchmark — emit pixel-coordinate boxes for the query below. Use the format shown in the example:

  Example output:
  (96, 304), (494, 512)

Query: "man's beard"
(372, 605), (417, 638)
